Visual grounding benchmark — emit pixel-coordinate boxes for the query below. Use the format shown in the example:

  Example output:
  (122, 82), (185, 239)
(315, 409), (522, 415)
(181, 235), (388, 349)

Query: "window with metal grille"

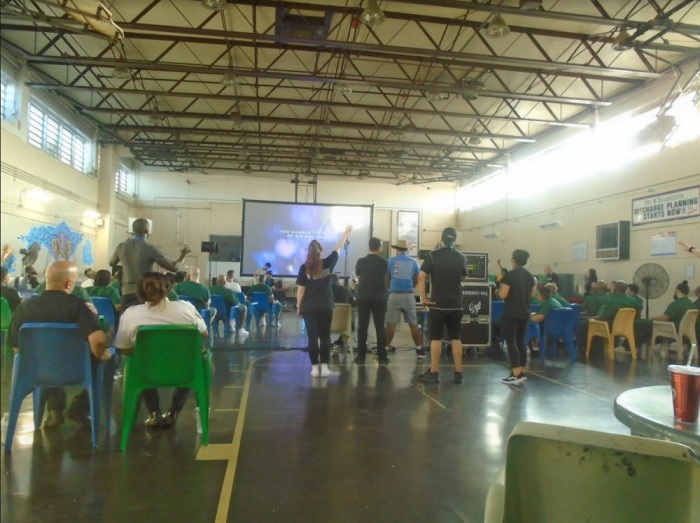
(0, 77), (10, 120)
(115, 165), (129, 194)
(26, 102), (91, 174)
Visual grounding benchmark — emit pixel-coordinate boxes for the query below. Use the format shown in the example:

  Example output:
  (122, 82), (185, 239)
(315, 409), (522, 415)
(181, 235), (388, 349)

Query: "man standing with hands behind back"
(417, 227), (469, 384)
(110, 218), (191, 310)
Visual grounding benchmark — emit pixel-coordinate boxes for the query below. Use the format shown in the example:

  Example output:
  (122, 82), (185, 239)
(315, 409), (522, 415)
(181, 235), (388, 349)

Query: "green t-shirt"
(173, 281), (210, 310)
(553, 293), (570, 307)
(584, 293), (607, 316)
(248, 283), (273, 301)
(536, 297), (561, 319)
(663, 296), (694, 324)
(209, 284), (238, 308)
(34, 280), (91, 302)
(110, 280), (121, 291)
(695, 298), (700, 310)
(86, 285), (122, 307)
(597, 293), (635, 323)
(168, 289), (179, 302)
(628, 294), (643, 311)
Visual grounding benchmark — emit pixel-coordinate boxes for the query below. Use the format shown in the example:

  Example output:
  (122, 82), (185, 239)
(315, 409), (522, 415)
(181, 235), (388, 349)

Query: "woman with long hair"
(584, 268), (598, 296)
(114, 272), (208, 428)
(296, 225), (353, 377)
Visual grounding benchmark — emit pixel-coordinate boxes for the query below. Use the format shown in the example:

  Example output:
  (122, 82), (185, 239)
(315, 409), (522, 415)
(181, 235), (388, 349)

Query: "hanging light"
(201, 0), (227, 11)
(462, 80), (486, 101)
(361, 0), (385, 27)
(426, 91), (449, 102)
(613, 27), (632, 52)
(112, 63), (130, 79)
(485, 14), (510, 39)
(221, 70), (238, 85)
(335, 82), (353, 94)
(243, 163), (252, 174)
(468, 136), (482, 146)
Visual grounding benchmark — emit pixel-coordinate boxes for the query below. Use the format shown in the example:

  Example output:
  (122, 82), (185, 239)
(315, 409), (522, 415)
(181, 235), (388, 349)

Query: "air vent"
(275, 6), (333, 42)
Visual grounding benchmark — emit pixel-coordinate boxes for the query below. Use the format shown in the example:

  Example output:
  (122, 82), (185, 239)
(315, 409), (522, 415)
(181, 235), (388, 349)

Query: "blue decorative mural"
(19, 221), (84, 264)
(82, 240), (94, 266)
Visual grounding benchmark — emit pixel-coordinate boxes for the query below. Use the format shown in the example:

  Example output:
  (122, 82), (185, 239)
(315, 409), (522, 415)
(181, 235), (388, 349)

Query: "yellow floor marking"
(223, 385), (245, 389)
(196, 444), (235, 461)
(214, 408), (239, 412)
(418, 388), (448, 409)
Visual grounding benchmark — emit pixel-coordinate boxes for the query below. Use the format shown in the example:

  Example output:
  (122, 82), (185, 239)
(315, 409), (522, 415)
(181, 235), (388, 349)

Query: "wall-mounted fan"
(19, 242), (41, 268)
(632, 263), (669, 319)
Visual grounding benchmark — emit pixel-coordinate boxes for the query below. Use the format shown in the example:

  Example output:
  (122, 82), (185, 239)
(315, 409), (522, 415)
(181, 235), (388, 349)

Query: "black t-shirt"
(7, 290), (101, 348)
(296, 251), (339, 313)
(501, 266), (534, 320)
(420, 247), (468, 309)
(546, 272), (559, 285)
(355, 254), (389, 300)
(1, 285), (21, 312)
(332, 283), (354, 305)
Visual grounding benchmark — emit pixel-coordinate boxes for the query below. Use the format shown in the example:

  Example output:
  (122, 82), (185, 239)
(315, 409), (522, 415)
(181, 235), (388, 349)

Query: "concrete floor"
(0, 310), (674, 523)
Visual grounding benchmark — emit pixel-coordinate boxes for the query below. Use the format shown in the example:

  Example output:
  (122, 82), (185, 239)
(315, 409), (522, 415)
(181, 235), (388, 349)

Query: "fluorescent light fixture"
(83, 209), (101, 220)
(335, 82), (353, 94)
(483, 232), (499, 240)
(361, 0), (385, 27)
(112, 64), (130, 79)
(468, 137), (482, 146)
(201, 0), (227, 11)
(221, 70), (238, 85)
(539, 221), (562, 230)
(24, 189), (52, 203)
(486, 15), (510, 39)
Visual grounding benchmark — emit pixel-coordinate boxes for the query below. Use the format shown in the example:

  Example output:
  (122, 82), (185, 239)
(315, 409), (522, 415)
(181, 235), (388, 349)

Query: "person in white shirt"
(81, 268), (96, 288)
(114, 271), (208, 429)
(253, 262), (271, 284)
(224, 269), (242, 293)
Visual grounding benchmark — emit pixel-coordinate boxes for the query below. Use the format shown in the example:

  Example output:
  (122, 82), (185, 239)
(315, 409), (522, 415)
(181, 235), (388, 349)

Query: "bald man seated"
(7, 261), (109, 429)
(173, 266), (216, 322)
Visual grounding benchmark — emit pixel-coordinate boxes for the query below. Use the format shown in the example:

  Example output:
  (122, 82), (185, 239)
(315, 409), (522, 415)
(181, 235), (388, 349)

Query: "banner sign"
(632, 186), (700, 225)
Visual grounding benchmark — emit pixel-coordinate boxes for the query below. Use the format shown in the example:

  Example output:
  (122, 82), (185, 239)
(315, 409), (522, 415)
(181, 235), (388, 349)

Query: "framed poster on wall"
(397, 210), (420, 257)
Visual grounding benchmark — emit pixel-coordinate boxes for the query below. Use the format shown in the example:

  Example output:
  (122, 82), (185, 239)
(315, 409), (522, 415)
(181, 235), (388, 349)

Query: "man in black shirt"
(354, 237), (389, 364)
(1, 267), (21, 312)
(544, 265), (559, 286)
(417, 227), (469, 384)
(7, 261), (109, 428)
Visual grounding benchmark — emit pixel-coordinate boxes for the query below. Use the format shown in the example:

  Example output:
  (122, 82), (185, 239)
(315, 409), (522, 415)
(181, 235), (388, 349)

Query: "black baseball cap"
(441, 227), (457, 247)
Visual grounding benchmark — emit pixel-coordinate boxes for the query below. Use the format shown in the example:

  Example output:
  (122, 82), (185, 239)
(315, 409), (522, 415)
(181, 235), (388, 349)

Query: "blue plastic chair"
(526, 320), (542, 350)
(251, 291), (281, 328)
(91, 296), (116, 328)
(178, 295), (196, 307)
(4, 323), (105, 451)
(541, 307), (577, 362)
(569, 303), (583, 348)
(209, 294), (230, 336)
(229, 305), (241, 331)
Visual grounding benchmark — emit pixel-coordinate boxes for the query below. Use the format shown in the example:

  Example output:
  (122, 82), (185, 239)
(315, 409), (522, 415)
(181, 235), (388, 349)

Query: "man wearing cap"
(110, 218), (191, 310)
(385, 239), (425, 359)
(417, 227), (469, 384)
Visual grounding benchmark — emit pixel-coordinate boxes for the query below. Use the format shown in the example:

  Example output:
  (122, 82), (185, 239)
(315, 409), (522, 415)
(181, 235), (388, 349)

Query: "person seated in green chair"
(85, 270), (122, 311)
(634, 280), (695, 346)
(1, 267), (21, 312)
(174, 267), (216, 322)
(114, 272), (208, 429)
(210, 275), (248, 336)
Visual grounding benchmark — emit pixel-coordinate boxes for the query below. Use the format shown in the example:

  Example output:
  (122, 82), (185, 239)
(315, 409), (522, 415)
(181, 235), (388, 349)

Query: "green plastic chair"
(120, 324), (210, 450)
(1, 297), (12, 356)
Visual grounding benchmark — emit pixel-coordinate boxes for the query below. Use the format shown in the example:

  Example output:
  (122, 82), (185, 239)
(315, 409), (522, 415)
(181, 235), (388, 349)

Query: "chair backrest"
(679, 309), (699, 340)
(90, 296), (115, 326)
(543, 307), (575, 337)
(251, 291), (271, 312)
(18, 323), (91, 385)
(210, 294), (228, 320)
(178, 295), (196, 307)
(330, 303), (352, 335)
(0, 297), (11, 330)
(496, 422), (700, 523)
(132, 325), (203, 387)
(491, 300), (504, 323)
(612, 307), (637, 332)
(235, 292), (246, 305)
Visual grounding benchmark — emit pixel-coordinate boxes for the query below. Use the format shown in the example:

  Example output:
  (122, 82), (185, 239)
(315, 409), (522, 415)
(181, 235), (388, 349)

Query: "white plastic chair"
(651, 309), (699, 362)
(330, 303), (353, 355)
(484, 421), (700, 523)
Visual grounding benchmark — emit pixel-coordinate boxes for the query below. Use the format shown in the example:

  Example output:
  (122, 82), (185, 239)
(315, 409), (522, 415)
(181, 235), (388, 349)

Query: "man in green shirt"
(210, 275), (248, 335)
(626, 283), (644, 316)
(174, 267), (215, 321)
(596, 281), (635, 324)
(635, 281), (695, 345)
(545, 283), (570, 307)
(531, 286), (561, 323)
(35, 277), (91, 302)
(583, 281), (608, 317)
(247, 274), (281, 328)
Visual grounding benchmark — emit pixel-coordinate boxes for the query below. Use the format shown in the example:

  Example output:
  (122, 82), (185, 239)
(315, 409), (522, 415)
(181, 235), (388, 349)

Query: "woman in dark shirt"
(296, 225), (353, 378)
(498, 249), (536, 386)
(584, 268), (598, 296)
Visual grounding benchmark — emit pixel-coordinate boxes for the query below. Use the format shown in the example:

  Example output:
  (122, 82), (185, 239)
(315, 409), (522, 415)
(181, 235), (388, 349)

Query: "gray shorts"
(386, 293), (418, 324)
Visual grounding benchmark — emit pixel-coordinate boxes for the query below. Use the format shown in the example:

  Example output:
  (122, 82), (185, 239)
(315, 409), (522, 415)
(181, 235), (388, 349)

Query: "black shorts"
(428, 308), (463, 341)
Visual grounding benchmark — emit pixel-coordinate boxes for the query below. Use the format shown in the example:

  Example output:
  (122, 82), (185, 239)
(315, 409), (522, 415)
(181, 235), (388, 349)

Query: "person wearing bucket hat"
(385, 239), (424, 360)
(417, 227), (469, 384)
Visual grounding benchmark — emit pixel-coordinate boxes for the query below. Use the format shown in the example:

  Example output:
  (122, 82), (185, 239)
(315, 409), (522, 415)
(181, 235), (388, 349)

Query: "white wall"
(457, 137), (700, 316)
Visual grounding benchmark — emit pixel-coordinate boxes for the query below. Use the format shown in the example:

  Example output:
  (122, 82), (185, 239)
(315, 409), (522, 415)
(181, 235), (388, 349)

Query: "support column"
(94, 144), (120, 268)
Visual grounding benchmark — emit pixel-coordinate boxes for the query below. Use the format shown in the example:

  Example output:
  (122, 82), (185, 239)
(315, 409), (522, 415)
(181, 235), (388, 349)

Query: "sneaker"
(163, 410), (180, 428)
(387, 345), (397, 353)
(530, 345), (540, 354)
(419, 369), (439, 383)
(145, 411), (166, 428)
(353, 356), (365, 365)
(378, 357), (389, 366)
(453, 371), (463, 384)
(320, 364), (332, 377)
(276, 322), (282, 329)
(43, 409), (65, 429)
(238, 327), (249, 336)
(502, 374), (525, 386)
(416, 348), (426, 359)
(310, 364), (320, 377)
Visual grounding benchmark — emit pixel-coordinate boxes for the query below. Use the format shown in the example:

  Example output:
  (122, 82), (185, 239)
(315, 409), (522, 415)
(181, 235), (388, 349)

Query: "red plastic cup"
(668, 365), (700, 424)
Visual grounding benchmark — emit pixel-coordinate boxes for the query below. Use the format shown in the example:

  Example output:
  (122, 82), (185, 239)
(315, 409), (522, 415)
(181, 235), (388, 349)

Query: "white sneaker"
(238, 328), (249, 336)
(320, 364), (332, 377)
(310, 364), (320, 377)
